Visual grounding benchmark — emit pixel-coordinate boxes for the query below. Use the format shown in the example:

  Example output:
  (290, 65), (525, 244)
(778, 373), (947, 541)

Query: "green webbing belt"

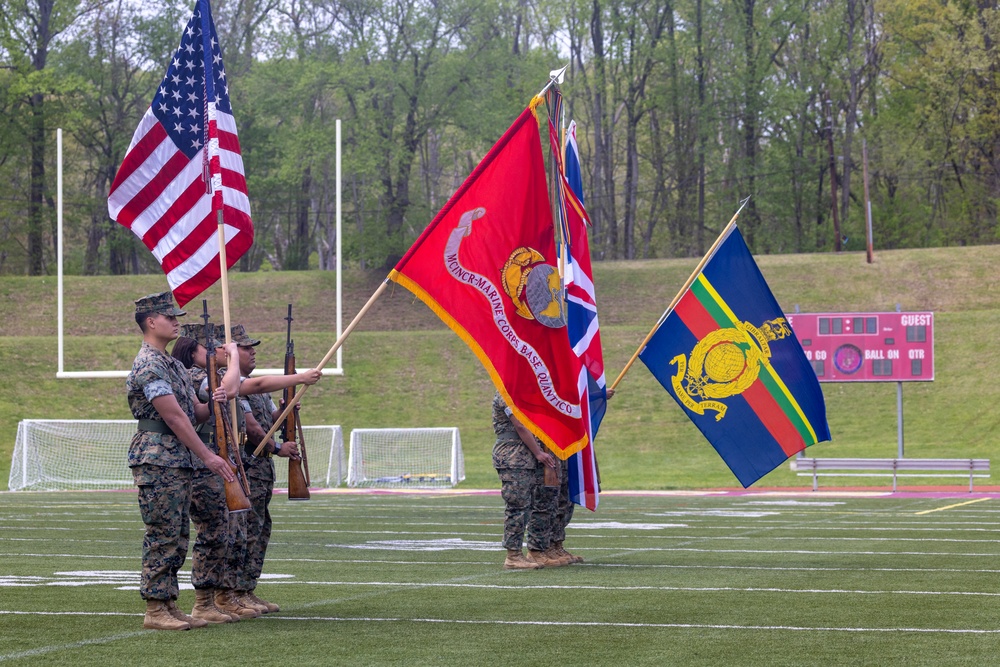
(137, 419), (211, 443)
(137, 419), (173, 435)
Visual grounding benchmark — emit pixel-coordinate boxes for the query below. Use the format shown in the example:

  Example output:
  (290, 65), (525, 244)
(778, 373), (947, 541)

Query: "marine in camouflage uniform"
(128, 342), (193, 605)
(127, 291), (234, 631)
(222, 458), (250, 601)
(186, 361), (227, 597)
(242, 390), (277, 595)
(492, 391), (558, 569)
(220, 325), (263, 614)
(176, 322), (259, 622)
(528, 462), (562, 563)
(526, 449), (577, 567)
(231, 322), (321, 614)
(548, 459), (583, 564)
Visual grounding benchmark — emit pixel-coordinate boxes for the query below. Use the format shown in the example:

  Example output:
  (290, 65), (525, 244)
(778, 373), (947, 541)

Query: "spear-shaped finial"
(533, 64), (570, 102)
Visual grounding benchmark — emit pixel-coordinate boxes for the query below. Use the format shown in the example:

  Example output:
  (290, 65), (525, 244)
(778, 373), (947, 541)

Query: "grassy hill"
(3, 244), (1000, 489)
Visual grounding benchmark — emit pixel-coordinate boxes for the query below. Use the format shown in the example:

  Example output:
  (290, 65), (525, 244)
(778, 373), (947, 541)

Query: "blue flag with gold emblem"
(638, 224), (830, 487)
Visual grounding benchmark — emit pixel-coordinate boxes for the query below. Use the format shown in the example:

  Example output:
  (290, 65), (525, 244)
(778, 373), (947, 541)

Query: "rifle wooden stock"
(284, 347), (310, 500)
(208, 354), (252, 513)
(286, 446), (310, 500)
(285, 406), (310, 500)
(543, 463), (559, 487)
(296, 416), (311, 486)
(222, 412), (252, 499)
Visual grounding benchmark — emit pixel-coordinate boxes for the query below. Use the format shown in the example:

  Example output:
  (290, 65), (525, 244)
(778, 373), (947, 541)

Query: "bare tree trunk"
(27, 0), (54, 275)
(645, 109), (666, 257)
(28, 92), (46, 275)
(695, 0), (706, 254)
(665, 1), (698, 257)
(351, 173), (367, 270)
(317, 159), (336, 271)
(839, 0), (861, 236)
(590, 0), (616, 258)
(816, 164), (828, 250)
(287, 165), (313, 269)
(85, 210), (102, 275)
(740, 0), (760, 247)
(825, 91), (842, 251)
(422, 128), (441, 213)
(623, 115), (638, 259)
(109, 221), (139, 275)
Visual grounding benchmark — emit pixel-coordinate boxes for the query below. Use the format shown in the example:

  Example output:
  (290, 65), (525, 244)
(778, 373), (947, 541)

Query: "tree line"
(1, 0), (997, 277)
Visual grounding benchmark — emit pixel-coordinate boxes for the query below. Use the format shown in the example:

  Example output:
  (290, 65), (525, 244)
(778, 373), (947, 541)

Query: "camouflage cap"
(231, 324), (261, 347)
(135, 291), (185, 316)
(179, 322), (219, 349)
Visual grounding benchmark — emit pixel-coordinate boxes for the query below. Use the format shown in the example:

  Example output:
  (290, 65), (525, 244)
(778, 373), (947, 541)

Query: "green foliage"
(4, 0), (1000, 275)
(3, 244), (1000, 490)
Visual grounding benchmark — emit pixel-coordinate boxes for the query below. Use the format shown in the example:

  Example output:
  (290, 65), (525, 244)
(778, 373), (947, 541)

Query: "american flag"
(108, 0), (253, 307)
(552, 118), (605, 511)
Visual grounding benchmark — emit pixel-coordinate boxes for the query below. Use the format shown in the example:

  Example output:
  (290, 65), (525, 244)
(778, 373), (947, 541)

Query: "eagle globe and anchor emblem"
(670, 317), (794, 420)
(501, 247), (566, 328)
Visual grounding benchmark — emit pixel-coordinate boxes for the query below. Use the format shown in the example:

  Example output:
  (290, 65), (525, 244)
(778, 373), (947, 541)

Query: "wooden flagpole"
(200, 0), (240, 434)
(546, 86), (567, 282)
(544, 74), (567, 487)
(608, 196), (751, 392)
(216, 211), (233, 340)
(215, 209), (241, 434)
(253, 279), (390, 456)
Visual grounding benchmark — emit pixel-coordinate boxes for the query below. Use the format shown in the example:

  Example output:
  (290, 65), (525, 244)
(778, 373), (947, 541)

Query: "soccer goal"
(8, 419), (344, 492)
(346, 428), (464, 488)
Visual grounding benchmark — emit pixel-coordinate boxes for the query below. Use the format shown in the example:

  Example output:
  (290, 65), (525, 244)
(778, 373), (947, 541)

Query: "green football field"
(2, 489), (1000, 666)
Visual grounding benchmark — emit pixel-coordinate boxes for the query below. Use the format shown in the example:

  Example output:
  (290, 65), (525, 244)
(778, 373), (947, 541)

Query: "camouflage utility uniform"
(530, 464), (560, 553)
(492, 392), (552, 551)
(187, 363), (244, 592)
(242, 391), (277, 591)
(127, 341), (196, 602)
(222, 324), (264, 596)
(220, 394), (252, 593)
(551, 458), (573, 545)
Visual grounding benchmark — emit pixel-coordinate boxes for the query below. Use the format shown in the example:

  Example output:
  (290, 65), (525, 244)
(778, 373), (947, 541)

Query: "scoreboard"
(784, 311), (934, 382)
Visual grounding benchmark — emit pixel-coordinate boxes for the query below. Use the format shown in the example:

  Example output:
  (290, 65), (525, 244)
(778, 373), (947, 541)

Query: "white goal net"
(347, 427), (464, 488)
(8, 419), (344, 492)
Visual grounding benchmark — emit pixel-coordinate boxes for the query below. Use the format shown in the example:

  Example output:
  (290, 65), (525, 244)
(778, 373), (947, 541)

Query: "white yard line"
(264, 615), (1000, 635)
(241, 579), (1000, 598)
(7, 553), (1000, 575)
(0, 626), (144, 663)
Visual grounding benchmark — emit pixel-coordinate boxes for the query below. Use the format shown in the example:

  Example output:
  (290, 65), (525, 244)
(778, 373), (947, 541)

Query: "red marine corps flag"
(389, 104), (588, 458)
(108, 0), (253, 307)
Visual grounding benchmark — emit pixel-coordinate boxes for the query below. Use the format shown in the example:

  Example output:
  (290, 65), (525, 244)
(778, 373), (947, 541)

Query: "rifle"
(202, 305), (252, 513)
(544, 453), (560, 488)
(282, 304), (311, 500)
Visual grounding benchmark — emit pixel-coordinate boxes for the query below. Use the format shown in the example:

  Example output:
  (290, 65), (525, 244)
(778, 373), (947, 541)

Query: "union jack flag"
(108, 0), (253, 307)
(551, 118), (605, 511)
